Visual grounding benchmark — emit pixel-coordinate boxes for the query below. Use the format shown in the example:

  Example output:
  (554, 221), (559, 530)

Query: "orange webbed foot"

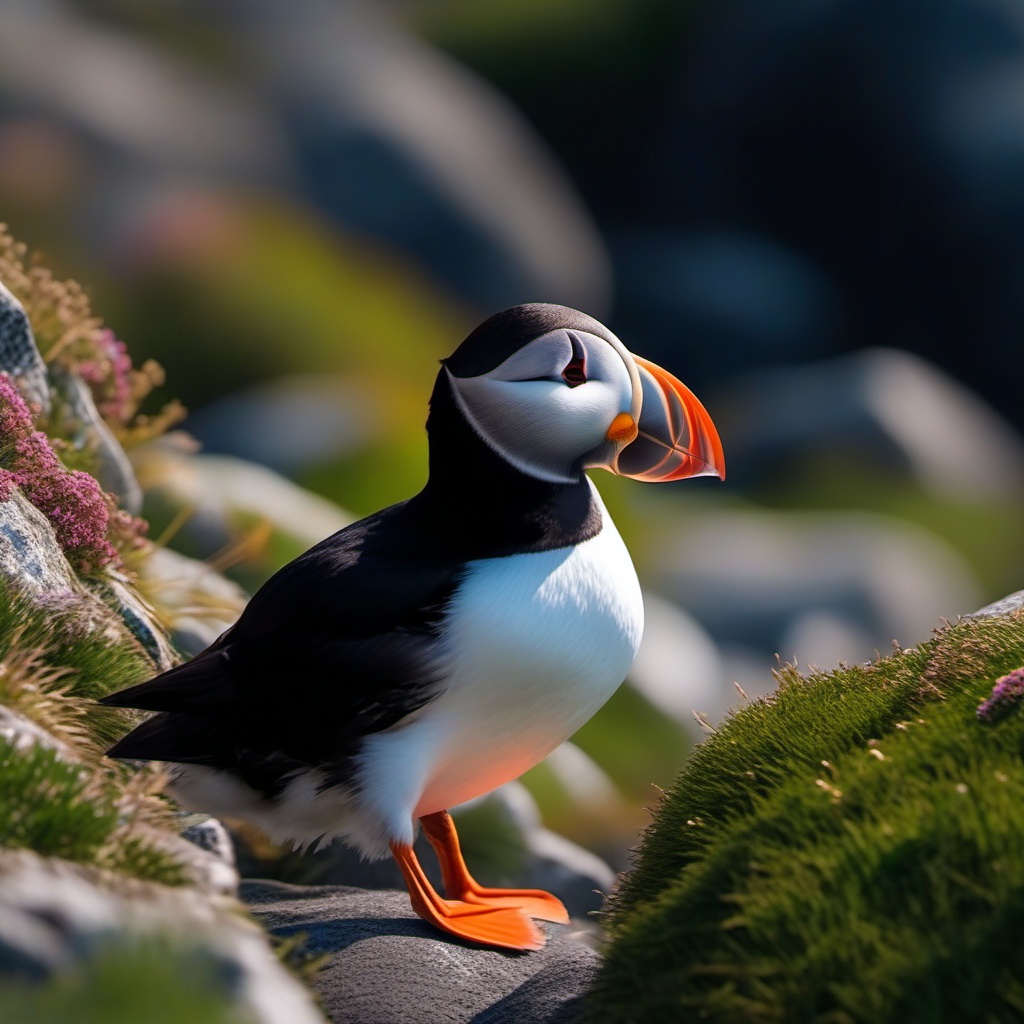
(420, 810), (571, 924)
(390, 841), (545, 952)
(457, 885), (569, 924)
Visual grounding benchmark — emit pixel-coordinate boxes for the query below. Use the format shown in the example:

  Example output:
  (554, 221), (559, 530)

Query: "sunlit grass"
(587, 611), (1024, 1023)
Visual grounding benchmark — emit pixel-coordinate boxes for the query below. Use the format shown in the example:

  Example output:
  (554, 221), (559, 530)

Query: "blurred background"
(4, 0), (1024, 873)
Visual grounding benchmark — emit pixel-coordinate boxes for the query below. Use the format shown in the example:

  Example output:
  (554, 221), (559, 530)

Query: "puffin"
(103, 303), (725, 951)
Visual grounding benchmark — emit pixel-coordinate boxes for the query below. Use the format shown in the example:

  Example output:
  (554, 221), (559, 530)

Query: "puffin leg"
(389, 841), (544, 951)
(420, 810), (570, 924)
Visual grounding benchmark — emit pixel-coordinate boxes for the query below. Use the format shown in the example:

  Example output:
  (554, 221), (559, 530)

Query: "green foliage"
(0, 940), (255, 1024)
(0, 739), (117, 857)
(0, 579), (152, 735)
(0, 583), (186, 885)
(101, 834), (188, 888)
(587, 612), (1024, 1024)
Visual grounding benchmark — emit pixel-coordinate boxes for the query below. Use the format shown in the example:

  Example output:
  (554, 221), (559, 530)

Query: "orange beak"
(610, 355), (726, 482)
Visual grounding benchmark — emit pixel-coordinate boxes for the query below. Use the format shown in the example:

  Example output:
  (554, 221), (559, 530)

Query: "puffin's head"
(439, 303), (725, 485)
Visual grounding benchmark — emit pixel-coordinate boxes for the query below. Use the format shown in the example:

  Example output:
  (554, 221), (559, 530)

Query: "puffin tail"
(100, 645), (237, 713)
(105, 710), (228, 766)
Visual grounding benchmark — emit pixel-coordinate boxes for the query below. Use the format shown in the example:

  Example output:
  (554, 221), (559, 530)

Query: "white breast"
(411, 481), (644, 815)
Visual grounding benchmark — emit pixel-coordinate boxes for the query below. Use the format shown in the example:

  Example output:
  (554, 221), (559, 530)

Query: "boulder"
(0, 849), (325, 1024)
(243, 879), (599, 1024)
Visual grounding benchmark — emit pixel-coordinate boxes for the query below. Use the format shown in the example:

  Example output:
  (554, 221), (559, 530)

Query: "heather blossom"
(976, 667), (1024, 724)
(75, 328), (134, 423)
(0, 373), (121, 575)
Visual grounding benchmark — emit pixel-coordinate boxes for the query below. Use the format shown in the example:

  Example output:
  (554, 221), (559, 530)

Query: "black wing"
(103, 500), (463, 796)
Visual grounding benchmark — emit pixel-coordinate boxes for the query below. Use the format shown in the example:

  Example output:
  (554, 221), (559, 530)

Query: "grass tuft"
(0, 581), (187, 884)
(587, 611), (1024, 1024)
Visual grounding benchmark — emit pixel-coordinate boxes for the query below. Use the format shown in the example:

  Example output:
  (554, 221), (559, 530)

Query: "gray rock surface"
(133, 443), (354, 566)
(235, 781), (615, 922)
(0, 704), (73, 757)
(968, 589), (1024, 619)
(0, 849), (326, 1024)
(0, 281), (49, 414)
(0, 274), (143, 514)
(721, 348), (1024, 500)
(243, 879), (599, 1024)
(0, 488), (175, 671)
(654, 501), (983, 705)
(177, 814), (240, 896)
(48, 364), (143, 513)
(134, 544), (246, 657)
(0, 489), (79, 595)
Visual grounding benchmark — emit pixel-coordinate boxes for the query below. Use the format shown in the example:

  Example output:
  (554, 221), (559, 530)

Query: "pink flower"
(0, 372), (35, 437)
(1, 373), (121, 575)
(977, 668), (1024, 724)
(91, 329), (134, 423)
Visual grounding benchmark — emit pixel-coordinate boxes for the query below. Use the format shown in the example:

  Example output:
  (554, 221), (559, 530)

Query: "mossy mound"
(587, 610), (1024, 1023)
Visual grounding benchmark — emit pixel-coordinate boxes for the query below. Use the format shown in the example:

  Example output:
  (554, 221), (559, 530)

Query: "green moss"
(587, 612), (1024, 1024)
(0, 737), (184, 885)
(0, 584), (186, 885)
(100, 834), (188, 888)
(0, 740), (118, 858)
(0, 940), (255, 1024)
(0, 584), (151, 697)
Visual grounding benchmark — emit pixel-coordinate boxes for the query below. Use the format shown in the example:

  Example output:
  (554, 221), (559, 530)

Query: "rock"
(184, 374), (379, 476)
(0, 848), (325, 1024)
(235, 781), (614, 922)
(133, 442), (353, 566)
(0, 489), (79, 595)
(134, 545), (246, 656)
(634, 0), (1024, 431)
(0, 261), (144, 516)
(91, 573), (176, 671)
(48, 365), (143, 513)
(0, 704), (73, 757)
(0, 487), (175, 671)
(2, 0), (608, 314)
(968, 589), (1024, 619)
(0, 1), (290, 191)
(174, 815), (240, 896)
(720, 348), (1024, 499)
(242, 879), (599, 1024)
(480, 782), (616, 921)
(224, 0), (610, 313)
(0, 281), (49, 414)
(652, 504), (983, 704)
(613, 228), (844, 385)
(629, 589), (725, 731)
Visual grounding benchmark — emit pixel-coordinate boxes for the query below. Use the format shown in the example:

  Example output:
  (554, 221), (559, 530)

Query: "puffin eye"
(561, 332), (587, 387)
(561, 357), (587, 387)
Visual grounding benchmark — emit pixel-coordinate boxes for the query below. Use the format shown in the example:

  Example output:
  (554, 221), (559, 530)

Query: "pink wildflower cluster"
(976, 667), (1024, 724)
(0, 373), (121, 575)
(75, 328), (134, 423)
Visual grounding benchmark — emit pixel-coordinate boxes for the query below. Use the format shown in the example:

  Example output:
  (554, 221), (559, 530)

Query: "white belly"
(352, 484), (644, 839)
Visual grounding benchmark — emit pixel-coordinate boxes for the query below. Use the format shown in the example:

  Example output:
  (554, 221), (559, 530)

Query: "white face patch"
(448, 329), (641, 482)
